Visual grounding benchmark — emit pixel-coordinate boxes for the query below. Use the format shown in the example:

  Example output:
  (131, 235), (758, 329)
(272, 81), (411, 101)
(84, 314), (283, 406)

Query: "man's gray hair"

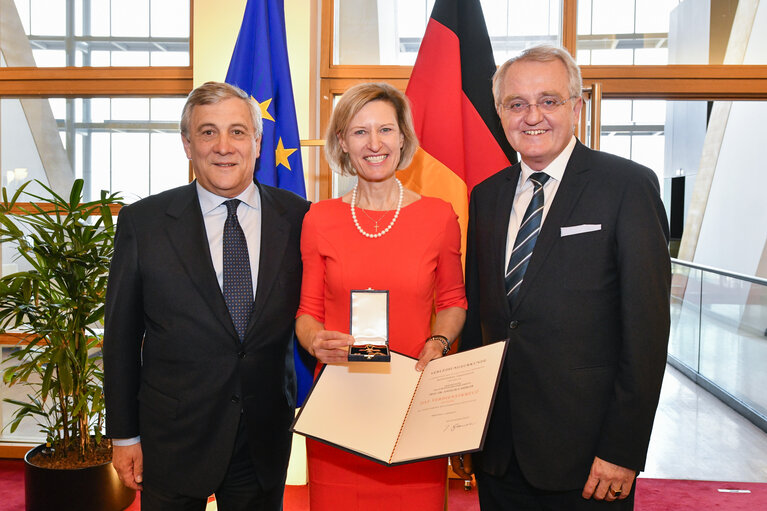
(492, 45), (583, 106)
(180, 81), (263, 138)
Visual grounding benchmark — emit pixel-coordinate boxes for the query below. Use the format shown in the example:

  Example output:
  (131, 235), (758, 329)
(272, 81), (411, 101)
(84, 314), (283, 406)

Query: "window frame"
(0, 3), (193, 370)
(318, 0), (767, 199)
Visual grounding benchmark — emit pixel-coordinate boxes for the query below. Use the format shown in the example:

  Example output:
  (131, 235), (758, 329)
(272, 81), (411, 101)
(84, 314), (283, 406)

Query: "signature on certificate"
(443, 419), (475, 433)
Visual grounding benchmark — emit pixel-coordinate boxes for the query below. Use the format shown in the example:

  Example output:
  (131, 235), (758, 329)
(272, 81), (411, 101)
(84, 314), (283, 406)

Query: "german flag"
(401, 0), (517, 258)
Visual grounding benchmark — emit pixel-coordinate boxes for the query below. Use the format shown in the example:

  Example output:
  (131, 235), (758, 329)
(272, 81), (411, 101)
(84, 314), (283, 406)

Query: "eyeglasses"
(499, 96), (579, 115)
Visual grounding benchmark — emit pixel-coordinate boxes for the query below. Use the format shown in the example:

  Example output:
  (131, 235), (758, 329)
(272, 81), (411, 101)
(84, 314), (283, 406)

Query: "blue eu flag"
(226, 0), (305, 195)
(226, 0), (314, 405)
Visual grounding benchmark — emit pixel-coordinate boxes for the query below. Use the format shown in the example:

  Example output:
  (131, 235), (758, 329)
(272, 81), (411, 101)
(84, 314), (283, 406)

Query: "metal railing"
(668, 258), (767, 433)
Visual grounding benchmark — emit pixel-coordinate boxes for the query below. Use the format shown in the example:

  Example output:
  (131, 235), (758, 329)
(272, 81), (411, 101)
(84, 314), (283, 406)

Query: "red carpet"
(634, 478), (766, 510)
(2, 459), (766, 510)
(0, 459), (24, 510)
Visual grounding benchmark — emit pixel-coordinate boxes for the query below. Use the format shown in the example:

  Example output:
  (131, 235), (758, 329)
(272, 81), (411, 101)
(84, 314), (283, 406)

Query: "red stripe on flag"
(406, 18), (511, 198)
(459, 93), (512, 192)
(407, 18), (465, 177)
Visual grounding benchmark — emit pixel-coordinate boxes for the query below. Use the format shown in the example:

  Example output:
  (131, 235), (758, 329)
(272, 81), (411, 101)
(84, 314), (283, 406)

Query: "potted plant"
(0, 179), (135, 511)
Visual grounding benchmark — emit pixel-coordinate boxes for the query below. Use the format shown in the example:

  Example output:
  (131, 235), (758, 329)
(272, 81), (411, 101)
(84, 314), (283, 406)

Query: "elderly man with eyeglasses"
(453, 45), (671, 510)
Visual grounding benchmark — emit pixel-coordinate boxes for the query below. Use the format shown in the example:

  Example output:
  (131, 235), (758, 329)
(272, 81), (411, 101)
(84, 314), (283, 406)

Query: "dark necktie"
(505, 172), (550, 308)
(223, 199), (253, 341)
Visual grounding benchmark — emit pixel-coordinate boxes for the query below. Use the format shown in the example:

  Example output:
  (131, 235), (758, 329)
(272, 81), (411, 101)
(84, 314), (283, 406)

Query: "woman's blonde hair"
(324, 82), (418, 176)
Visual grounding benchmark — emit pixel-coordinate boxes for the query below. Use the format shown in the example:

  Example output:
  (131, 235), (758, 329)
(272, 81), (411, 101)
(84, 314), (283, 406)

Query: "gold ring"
(609, 487), (622, 497)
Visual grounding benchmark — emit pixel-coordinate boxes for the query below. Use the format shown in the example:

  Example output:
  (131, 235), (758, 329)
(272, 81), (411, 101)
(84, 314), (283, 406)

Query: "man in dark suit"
(103, 81), (309, 511)
(453, 46), (670, 509)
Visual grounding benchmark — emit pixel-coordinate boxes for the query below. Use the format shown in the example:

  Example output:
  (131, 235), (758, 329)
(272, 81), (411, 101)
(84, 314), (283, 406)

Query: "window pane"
(635, 0), (679, 33)
(333, 0), (561, 65)
(600, 99), (669, 194)
(112, 0), (149, 37)
(112, 133), (150, 200)
(31, 50), (66, 67)
(87, 0), (110, 37)
(30, 0), (65, 35)
(86, 51), (108, 66)
(89, 98), (112, 123)
(90, 132), (112, 196)
(0, 99), (48, 195)
(576, 0), (754, 65)
(151, 132), (189, 193)
(110, 51), (150, 67)
(112, 98), (150, 121)
(1, 96), (188, 205)
(150, 98), (185, 122)
(5, 0), (189, 67)
(151, 0), (190, 37)
(591, 0), (634, 34)
(150, 51), (190, 67)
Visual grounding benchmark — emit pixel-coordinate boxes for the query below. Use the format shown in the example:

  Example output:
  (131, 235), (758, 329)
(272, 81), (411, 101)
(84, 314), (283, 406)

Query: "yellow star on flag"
(255, 97), (275, 122)
(275, 137), (298, 170)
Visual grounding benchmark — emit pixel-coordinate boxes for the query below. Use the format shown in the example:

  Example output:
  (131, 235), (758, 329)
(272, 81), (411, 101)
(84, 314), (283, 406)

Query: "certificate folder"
(290, 341), (508, 466)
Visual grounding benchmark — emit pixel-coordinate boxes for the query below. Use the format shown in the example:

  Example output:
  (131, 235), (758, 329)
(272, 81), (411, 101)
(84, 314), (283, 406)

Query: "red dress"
(297, 196), (467, 511)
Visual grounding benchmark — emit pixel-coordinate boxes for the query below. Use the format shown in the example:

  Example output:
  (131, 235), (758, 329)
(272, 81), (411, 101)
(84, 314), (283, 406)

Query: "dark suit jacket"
(103, 181), (309, 498)
(462, 141), (670, 491)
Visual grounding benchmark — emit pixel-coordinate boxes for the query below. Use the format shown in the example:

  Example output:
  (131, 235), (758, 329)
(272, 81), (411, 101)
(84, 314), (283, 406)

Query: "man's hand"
(450, 453), (474, 480)
(582, 456), (635, 501)
(113, 442), (144, 491)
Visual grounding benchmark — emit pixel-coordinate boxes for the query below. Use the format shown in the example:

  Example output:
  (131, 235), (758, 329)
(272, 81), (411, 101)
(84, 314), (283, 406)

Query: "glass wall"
(600, 99), (668, 190)
(669, 260), (767, 421)
(332, 0), (749, 67)
(333, 0), (561, 65)
(576, 0), (744, 65)
(1, 97), (189, 202)
(576, 0), (681, 65)
(9, 0), (190, 67)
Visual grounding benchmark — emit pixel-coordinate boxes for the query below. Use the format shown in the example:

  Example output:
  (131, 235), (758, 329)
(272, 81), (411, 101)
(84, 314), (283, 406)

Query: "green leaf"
(0, 178), (121, 456)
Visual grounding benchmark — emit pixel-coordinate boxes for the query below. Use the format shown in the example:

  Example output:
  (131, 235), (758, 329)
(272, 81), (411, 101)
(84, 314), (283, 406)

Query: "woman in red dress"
(295, 82), (467, 511)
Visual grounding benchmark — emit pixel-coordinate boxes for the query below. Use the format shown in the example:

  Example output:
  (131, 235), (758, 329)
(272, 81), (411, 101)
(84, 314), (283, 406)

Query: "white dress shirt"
(504, 136), (577, 270)
(196, 181), (262, 298)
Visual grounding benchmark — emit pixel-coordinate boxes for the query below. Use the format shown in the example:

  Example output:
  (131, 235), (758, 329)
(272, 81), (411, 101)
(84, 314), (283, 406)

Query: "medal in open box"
(348, 289), (390, 362)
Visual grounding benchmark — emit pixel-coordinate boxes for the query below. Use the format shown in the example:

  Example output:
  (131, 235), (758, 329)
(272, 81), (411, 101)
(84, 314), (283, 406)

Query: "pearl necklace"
(351, 178), (404, 238)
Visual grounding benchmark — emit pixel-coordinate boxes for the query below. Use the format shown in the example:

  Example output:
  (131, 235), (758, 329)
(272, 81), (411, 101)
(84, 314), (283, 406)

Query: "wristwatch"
(428, 334), (450, 355)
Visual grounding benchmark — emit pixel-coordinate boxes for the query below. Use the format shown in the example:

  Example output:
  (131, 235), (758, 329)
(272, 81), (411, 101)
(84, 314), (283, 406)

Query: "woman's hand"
(309, 329), (354, 364)
(414, 306), (466, 371)
(415, 338), (444, 371)
(296, 314), (354, 365)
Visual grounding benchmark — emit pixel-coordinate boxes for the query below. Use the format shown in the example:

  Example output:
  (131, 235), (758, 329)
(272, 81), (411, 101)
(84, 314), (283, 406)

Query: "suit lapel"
(495, 164), (522, 314)
(513, 142), (592, 309)
(165, 183), (237, 338)
(246, 183), (290, 336)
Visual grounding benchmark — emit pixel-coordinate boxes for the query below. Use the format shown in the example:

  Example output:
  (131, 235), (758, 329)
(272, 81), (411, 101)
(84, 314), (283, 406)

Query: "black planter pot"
(24, 445), (136, 511)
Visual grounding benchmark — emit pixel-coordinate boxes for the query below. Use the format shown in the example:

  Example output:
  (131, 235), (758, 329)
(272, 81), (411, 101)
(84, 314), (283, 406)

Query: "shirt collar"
(519, 135), (577, 184)
(196, 181), (260, 215)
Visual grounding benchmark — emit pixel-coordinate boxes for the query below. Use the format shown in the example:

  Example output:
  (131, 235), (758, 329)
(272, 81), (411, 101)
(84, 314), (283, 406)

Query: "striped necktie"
(223, 199), (253, 341)
(505, 172), (550, 308)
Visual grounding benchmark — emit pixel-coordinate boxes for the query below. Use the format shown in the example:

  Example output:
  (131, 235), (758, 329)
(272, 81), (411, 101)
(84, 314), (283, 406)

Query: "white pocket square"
(560, 224), (602, 237)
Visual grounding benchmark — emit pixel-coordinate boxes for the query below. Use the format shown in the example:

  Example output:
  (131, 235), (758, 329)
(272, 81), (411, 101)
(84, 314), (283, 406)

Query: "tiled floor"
(642, 364), (767, 482)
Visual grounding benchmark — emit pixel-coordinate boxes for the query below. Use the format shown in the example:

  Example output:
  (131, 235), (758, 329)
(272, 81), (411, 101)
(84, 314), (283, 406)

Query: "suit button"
(509, 320), (519, 329)
(231, 395), (240, 404)
(238, 351), (246, 359)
